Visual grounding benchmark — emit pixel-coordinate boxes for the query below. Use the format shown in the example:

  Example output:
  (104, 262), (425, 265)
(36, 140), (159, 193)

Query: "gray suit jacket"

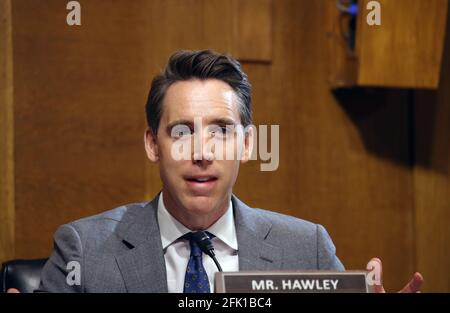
(38, 194), (344, 292)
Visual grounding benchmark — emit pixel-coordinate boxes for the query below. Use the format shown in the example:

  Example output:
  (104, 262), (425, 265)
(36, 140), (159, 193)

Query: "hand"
(7, 288), (20, 293)
(368, 257), (424, 293)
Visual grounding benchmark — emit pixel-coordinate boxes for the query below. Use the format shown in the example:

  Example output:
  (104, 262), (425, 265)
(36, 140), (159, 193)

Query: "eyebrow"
(209, 118), (238, 126)
(165, 119), (193, 135)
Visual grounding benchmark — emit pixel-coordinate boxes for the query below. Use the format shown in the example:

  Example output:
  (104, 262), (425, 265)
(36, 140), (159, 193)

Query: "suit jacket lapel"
(232, 196), (283, 271)
(114, 195), (168, 292)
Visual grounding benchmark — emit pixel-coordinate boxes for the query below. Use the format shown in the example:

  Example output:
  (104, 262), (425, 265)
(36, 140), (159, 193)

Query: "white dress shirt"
(157, 192), (239, 293)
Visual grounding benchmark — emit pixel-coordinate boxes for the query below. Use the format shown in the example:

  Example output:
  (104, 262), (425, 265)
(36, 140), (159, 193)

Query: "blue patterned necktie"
(182, 232), (214, 293)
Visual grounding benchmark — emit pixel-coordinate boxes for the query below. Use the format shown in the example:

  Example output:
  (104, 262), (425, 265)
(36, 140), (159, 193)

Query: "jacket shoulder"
(252, 207), (318, 234)
(68, 202), (147, 232)
(233, 196), (344, 270)
(59, 201), (151, 253)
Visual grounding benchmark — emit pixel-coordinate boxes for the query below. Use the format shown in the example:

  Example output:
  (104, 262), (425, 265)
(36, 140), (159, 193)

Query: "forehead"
(161, 79), (240, 123)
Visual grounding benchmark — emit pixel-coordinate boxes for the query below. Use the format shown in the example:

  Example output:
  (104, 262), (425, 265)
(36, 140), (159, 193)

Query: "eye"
(171, 124), (192, 139)
(209, 125), (234, 138)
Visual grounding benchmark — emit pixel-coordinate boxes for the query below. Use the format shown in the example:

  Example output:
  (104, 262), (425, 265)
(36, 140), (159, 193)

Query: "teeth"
(195, 177), (210, 182)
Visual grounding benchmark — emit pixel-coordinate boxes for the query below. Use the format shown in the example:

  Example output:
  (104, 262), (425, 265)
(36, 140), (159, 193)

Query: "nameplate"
(215, 271), (372, 293)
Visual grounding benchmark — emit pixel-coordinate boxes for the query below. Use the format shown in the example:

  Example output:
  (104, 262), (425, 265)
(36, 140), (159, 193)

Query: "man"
(9, 50), (423, 293)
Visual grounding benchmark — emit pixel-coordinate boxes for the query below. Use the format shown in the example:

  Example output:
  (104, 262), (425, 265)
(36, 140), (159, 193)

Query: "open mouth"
(185, 176), (218, 183)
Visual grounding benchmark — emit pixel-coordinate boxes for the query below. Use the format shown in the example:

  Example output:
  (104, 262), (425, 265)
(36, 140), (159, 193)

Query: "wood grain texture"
(357, 0), (448, 88)
(11, 0), (150, 258)
(414, 98), (450, 292)
(0, 0), (15, 263)
(326, 0), (358, 87)
(232, 0), (272, 62)
(414, 2), (450, 291)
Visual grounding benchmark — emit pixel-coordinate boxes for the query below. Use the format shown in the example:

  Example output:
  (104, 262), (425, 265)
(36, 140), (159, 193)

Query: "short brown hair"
(145, 50), (252, 134)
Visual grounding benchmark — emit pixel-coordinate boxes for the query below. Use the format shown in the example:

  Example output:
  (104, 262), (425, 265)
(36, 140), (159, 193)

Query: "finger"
(7, 288), (20, 293)
(400, 272), (424, 293)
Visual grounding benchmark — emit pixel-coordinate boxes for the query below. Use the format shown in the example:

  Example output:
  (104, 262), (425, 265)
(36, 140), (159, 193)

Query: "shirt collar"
(157, 192), (238, 251)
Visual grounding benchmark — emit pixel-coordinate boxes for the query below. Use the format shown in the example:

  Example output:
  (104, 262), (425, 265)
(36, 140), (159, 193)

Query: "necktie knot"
(181, 231), (215, 241)
(181, 231), (215, 257)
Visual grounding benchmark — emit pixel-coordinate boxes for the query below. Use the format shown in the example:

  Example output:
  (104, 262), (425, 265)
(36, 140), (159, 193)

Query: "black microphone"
(191, 231), (223, 272)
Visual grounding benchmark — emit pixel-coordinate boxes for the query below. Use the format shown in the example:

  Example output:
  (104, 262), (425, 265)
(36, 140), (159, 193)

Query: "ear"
(144, 128), (159, 162)
(240, 125), (254, 164)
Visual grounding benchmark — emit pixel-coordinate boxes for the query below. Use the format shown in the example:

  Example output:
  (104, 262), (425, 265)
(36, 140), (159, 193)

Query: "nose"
(192, 128), (215, 164)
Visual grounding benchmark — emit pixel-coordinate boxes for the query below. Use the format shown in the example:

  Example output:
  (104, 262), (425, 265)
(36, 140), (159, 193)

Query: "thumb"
(399, 272), (424, 293)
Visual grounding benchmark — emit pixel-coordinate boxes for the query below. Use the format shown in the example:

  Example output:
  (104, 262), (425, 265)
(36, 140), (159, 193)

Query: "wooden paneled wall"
(0, 0), (15, 264)
(11, 0), (151, 257)
(357, 0), (448, 88)
(328, 0), (449, 88)
(1, 0), (449, 292)
(414, 4), (450, 291)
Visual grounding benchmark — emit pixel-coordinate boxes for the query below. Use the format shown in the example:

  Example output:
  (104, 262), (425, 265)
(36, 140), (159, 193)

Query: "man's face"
(145, 79), (252, 229)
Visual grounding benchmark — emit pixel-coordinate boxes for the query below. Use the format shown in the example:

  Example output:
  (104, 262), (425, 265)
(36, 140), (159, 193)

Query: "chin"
(183, 195), (222, 215)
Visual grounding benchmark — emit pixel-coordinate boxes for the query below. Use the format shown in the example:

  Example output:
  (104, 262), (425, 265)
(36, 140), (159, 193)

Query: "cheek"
(220, 160), (240, 183)
(158, 140), (181, 166)
(158, 144), (183, 182)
